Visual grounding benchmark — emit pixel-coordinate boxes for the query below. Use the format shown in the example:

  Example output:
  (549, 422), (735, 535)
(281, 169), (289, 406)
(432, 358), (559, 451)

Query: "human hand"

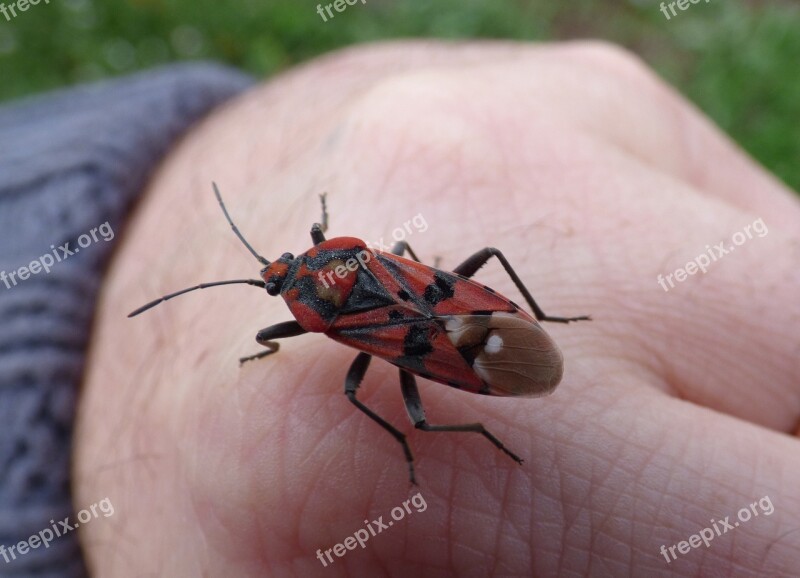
(75, 41), (800, 576)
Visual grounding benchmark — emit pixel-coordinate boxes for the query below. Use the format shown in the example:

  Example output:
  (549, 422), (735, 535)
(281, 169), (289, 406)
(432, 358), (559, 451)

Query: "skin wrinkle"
(588, 508), (630, 574)
(628, 432), (664, 568)
(353, 112), (469, 214)
(580, 396), (736, 568)
(586, 444), (635, 571)
(554, 456), (590, 574)
(457, 503), (501, 570)
(672, 481), (746, 570)
(503, 502), (532, 572)
(762, 527), (800, 575)
(631, 498), (656, 574)
(658, 286), (789, 424)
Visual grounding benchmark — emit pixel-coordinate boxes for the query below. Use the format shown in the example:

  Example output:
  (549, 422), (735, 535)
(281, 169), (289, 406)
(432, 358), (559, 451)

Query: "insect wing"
(374, 253), (521, 317)
(325, 253), (563, 394)
(441, 312), (563, 396)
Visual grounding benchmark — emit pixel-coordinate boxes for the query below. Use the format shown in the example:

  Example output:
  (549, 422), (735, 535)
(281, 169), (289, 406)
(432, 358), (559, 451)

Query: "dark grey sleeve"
(0, 63), (253, 577)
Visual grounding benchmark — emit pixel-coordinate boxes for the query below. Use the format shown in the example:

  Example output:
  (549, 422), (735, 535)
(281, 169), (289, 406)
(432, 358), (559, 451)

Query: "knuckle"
(561, 40), (658, 85)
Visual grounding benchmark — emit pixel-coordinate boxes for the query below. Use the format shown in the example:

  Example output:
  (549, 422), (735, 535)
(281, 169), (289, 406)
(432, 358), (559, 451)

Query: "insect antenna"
(213, 182), (270, 266)
(129, 184), (271, 318)
(128, 279), (267, 317)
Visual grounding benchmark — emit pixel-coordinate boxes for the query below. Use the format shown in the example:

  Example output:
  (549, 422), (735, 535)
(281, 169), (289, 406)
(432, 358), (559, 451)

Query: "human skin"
(74, 41), (800, 576)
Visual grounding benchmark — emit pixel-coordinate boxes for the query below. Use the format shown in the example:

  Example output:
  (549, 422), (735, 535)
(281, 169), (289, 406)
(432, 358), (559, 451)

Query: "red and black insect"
(130, 184), (590, 483)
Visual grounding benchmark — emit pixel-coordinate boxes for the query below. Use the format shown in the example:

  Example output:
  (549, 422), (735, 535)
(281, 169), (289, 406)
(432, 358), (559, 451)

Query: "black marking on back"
(424, 272), (455, 305)
(457, 342), (483, 367)
(403, 324), (434, 358)
(339, 268), (396, 315)
(329, 325), (378, 346)
(287, 274), (339, 322)
(389, 325), (435, 376)
(377, 255), (429, 311)
(388, 310), (404, 321)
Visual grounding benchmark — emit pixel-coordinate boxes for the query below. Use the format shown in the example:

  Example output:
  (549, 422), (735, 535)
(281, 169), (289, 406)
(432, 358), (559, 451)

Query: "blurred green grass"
(1, 0), (797, 192)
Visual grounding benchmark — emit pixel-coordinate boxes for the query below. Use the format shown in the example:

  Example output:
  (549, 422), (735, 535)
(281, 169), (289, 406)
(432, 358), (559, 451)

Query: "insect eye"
(281, 252), (294, 261)
(265, 282), (280, 296)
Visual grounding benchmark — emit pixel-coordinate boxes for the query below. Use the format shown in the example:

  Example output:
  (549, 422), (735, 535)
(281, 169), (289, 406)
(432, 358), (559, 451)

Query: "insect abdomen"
(442, 312), (564, 396)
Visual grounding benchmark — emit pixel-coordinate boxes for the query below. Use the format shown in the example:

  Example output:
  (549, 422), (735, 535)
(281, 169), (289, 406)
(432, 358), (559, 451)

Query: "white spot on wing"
(485, 334), (503, 354)
(473, 312), (564, 395)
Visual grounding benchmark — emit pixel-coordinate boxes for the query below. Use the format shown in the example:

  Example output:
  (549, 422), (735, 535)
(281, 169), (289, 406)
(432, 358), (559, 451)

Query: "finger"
(504, 378), (800, 577)
(519, 42), (800, 229)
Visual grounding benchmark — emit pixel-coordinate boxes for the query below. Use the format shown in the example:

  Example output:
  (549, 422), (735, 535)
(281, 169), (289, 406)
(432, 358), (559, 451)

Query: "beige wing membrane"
(442, 312), (564, 396)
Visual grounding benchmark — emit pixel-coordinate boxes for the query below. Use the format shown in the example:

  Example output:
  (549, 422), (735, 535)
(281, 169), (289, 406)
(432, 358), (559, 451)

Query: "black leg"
(390, 240), (421, 261)
(239, 320), (307, 365)
(345, 353), (417, 484)
(453, 247), (591, 324)
(391, 240), (441, 268)
(400, 370), (523, 464)
(310, 193), (329, 245)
